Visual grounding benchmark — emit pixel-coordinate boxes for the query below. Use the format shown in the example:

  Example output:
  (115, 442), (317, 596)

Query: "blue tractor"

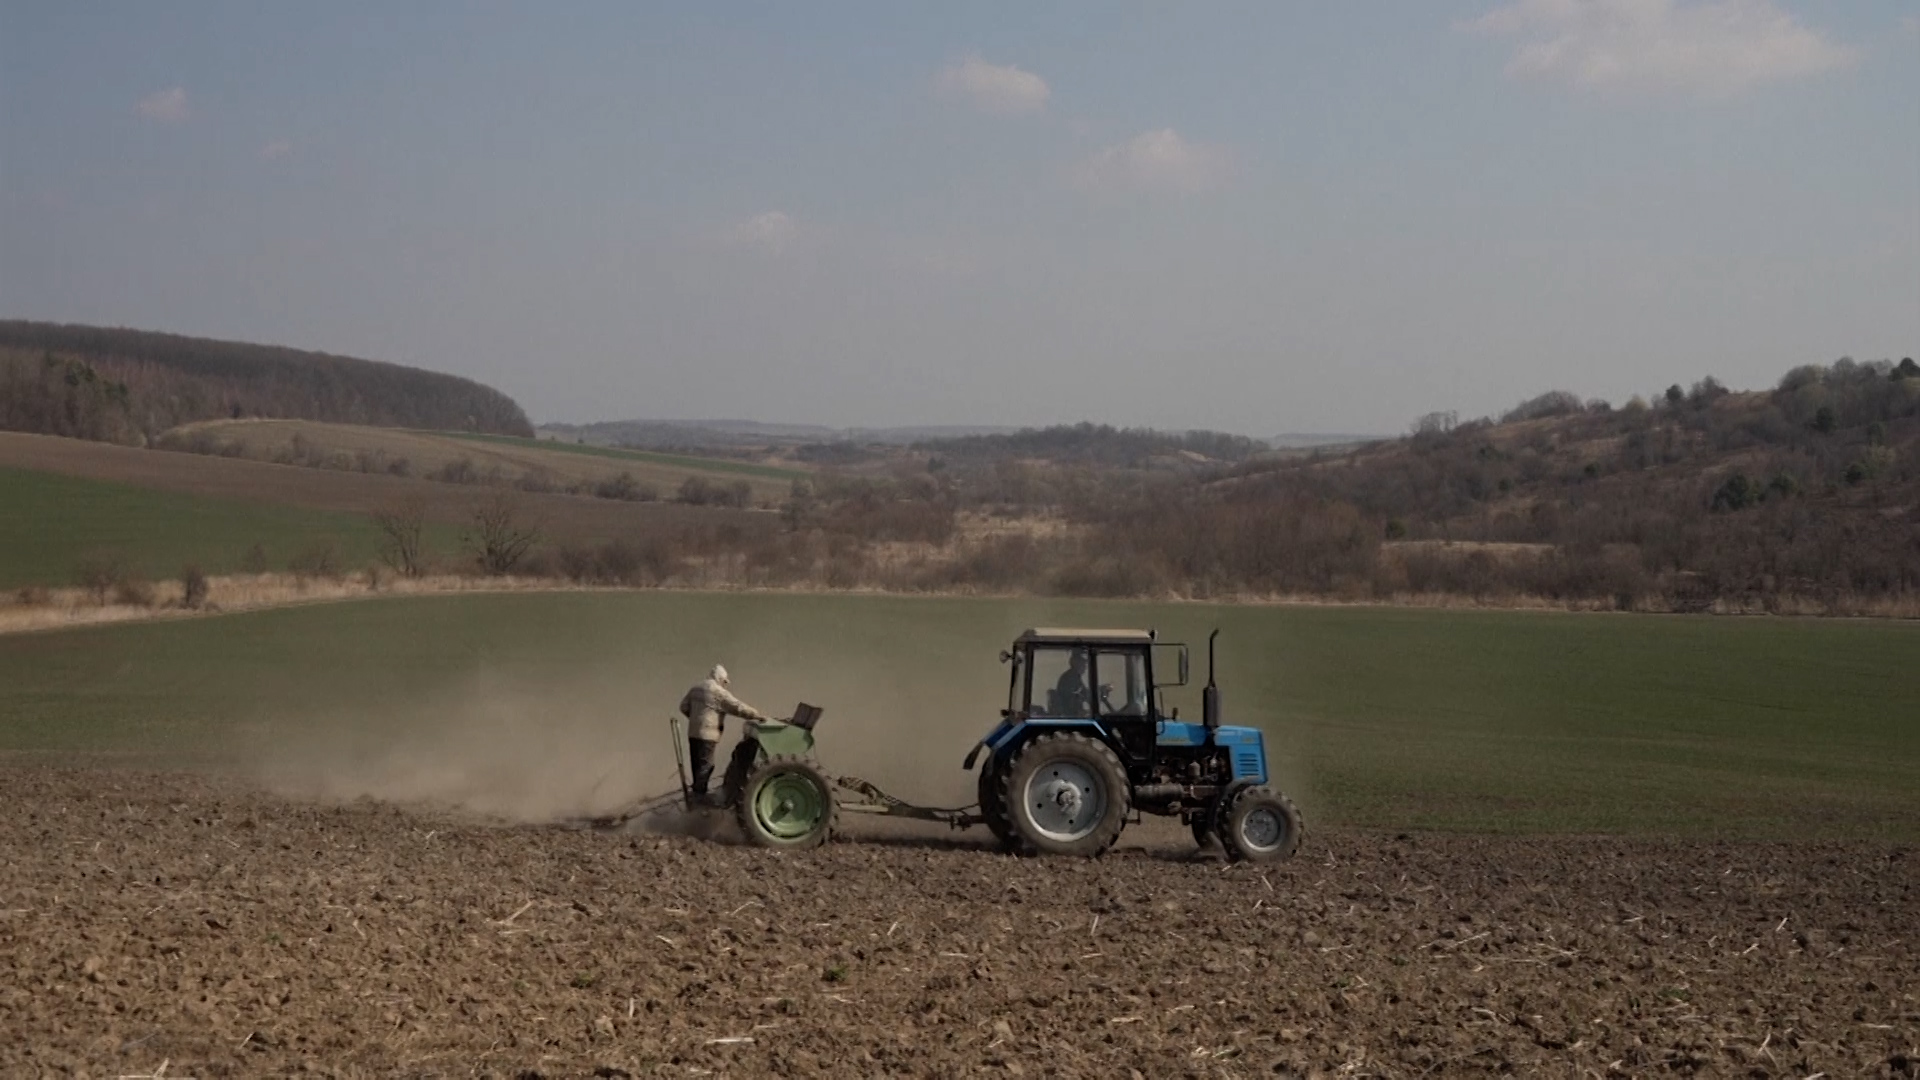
(964, 627), (1303, 861)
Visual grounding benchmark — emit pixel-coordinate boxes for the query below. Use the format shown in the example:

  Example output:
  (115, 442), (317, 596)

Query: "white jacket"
(679, 677), (767, 741)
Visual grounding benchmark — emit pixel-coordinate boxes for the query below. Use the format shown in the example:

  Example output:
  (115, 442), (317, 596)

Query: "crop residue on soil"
(2, 765), (1915, 1078)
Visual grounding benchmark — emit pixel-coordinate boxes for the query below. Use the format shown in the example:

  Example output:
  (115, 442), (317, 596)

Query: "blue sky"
(2, 1), (1915, 433)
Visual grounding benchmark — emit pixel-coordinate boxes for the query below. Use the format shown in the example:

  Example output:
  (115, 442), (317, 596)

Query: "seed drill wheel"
(1219, 785), (1304, 863)
(736, 755), (837, 850)
(1001, 732), (1130, 857)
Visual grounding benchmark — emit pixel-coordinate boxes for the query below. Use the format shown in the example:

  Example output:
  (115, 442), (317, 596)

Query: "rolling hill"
(0, 321), (532, 443)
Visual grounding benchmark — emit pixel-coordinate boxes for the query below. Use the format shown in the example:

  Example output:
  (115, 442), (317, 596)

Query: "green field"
(1, 592), (1914, 840)
(449, 432), (805, 482)
(0, 466), (458, 589)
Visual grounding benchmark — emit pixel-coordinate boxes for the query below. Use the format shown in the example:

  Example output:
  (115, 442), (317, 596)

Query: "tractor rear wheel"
(1001, 733), (1129, 857)
(736, 755), (837, 850)
(1219, 786), (1303, 863)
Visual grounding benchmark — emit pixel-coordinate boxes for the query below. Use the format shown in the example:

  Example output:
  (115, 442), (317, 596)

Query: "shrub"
(112, 576), (156, 607)
(371, 498), (429, 577)
(13, 585), (52, 607)
(433, 457), (479, 485)
(73, 555), (125, 605)
(1778, 364), (1826, 393)
(289, 542), (341, 579)
(517, 469), (559, 494)
(1710, 474), (1758, 512)
(463, 493), (539, 575)
(240, 542), (269, 573)
(1686, 377), (1729, 409)
(677, 476), (716, 505)
(181, 565), (209, 609)
(1501, 391), (1584, 424)
(593, 471), (647, 501)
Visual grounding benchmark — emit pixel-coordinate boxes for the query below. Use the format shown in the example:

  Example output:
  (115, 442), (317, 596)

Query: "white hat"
(710, 664), (729, 686)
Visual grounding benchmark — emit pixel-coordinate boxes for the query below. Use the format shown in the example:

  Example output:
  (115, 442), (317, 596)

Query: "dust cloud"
(249, 641), (994, 824)
(253, 670), (687, 823)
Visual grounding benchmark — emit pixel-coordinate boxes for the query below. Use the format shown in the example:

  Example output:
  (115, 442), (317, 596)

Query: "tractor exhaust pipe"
(1202, 628), (1221, 730)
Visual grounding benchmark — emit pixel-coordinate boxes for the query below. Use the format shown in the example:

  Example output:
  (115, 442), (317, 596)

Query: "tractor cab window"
(1029, 646), (1093, 717)
(1094, 650), (1149, 718)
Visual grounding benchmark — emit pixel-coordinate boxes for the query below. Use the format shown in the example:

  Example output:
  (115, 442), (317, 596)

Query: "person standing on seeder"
(678, 664), (770, 805)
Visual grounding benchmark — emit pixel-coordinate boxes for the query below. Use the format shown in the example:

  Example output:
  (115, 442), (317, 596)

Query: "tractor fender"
(970, 719), (1111, 774)
(962, 740), (988, 771)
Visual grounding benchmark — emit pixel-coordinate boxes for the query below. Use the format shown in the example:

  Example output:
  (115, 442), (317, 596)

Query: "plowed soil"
(3, 765), (1914, 1078)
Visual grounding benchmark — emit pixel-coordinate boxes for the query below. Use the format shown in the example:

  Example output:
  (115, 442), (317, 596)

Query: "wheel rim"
(754, 771), (827, 841)
(1239, 806), (1286, 852)
(1022, 761), (1106, 842)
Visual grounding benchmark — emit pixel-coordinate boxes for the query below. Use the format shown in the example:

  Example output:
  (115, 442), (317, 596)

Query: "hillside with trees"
(0, 321), (532, 444)
(598, 357), (1914, 615)
(913, 422), (1268, 469)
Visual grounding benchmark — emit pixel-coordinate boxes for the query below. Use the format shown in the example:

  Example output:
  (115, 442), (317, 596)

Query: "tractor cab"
(1003, 628), (1177, 770)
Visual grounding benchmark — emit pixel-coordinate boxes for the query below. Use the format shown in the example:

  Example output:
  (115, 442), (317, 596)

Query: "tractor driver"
(1052, 648), (1092, 717)
(679, 664), (770, 804)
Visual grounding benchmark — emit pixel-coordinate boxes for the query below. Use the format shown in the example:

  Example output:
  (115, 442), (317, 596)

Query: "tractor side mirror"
(1153, 644), (1190, 688)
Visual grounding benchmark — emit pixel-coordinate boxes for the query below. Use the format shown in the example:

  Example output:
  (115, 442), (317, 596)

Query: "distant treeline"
(587, 357), (1915, 615)
(0, 321), (532, 444)
(914, 422), (1266, 468)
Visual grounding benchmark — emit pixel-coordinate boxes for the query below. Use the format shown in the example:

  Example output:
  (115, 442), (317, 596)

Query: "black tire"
(978, 757), (1015, 849)
(1190, 807), (1215, 849)
(1000, 732), (1130, 858)
(735, 755), (837, 850)
(1219, 786), (1303, 863)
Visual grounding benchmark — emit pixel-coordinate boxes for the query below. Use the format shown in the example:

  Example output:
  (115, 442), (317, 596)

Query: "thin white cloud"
(724, 211), (799, 255)
(260, 139), (293, 160)
(1075, 129), (1231, 194)
(1468, 0), (1857, 97)
(935, 55), (1050, 115)
(136, 86), (190, 123)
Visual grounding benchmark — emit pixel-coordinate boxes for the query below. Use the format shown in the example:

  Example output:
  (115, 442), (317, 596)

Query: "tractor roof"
(1016, 627), (1155, 645)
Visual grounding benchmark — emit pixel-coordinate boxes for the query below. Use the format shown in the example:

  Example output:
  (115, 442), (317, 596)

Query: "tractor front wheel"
(1219, 786), (1303, 863)
(1001, 733), (1130, 857)
(736, 755), (837, 850)
(1189, 808), (1216, 850)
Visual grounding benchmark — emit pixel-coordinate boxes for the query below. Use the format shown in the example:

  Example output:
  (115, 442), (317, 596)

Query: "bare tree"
(464, 492), (539, 575)
(371, 497), (430, 577)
